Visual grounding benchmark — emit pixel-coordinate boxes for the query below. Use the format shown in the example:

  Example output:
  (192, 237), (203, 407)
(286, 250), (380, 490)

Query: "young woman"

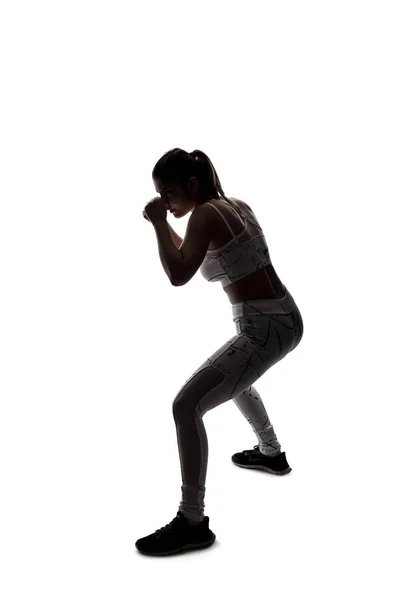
(136, 148), (304, 556)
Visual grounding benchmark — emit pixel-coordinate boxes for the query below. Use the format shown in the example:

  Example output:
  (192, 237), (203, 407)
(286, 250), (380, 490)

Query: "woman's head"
(152, 148), (229, 218)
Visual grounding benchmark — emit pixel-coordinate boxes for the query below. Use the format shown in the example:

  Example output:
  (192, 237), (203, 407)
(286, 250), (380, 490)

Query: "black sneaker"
(231, 445), (292, 475)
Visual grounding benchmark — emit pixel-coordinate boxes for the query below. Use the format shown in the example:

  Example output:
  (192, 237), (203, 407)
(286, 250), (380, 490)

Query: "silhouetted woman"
(136, 148), (304, 556)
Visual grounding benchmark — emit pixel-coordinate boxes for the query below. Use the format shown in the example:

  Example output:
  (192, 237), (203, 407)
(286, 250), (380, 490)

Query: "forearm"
(167, 221), (183, 249)
(152, 220), (184, 284)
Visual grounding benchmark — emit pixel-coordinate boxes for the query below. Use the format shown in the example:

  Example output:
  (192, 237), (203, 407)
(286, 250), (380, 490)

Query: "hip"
(232, 287), (304, 351)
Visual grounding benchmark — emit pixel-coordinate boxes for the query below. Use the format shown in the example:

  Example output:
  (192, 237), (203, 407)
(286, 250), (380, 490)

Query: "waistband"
(231, 286), (297, 320)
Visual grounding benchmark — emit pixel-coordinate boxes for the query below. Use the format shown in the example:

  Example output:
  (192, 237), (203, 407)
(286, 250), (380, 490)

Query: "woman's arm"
(167, 221), (183, 249)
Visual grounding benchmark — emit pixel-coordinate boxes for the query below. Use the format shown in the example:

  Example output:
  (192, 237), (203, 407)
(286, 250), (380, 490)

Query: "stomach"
(223, 264), (287, 305)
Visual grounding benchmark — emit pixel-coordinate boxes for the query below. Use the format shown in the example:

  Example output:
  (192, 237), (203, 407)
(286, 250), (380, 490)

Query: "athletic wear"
(199, 198), (272, 289)
(173, 288), (304, 522)
(231, 446), (292, 475)
(135, 510), (216, 556)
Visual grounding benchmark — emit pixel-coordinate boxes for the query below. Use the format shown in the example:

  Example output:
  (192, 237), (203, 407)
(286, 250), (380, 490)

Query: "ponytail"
(152, 147), (230, 203)
(190, 149), (230, 202)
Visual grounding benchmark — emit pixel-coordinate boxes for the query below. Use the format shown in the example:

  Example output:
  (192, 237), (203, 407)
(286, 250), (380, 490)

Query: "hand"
(143, 197), (167, 224)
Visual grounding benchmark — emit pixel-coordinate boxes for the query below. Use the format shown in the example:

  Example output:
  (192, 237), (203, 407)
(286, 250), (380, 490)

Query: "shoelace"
(243, 445), (260, 456)
(154, 515), (181, 537)
(243, 445), (280, 458)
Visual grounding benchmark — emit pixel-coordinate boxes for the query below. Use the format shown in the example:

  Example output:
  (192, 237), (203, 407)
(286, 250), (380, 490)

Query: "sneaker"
(135, 510), (216, 556)
(231, 445), (292, 475)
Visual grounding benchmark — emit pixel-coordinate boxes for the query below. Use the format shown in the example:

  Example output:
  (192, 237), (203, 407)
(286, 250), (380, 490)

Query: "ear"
(174, 205), (212, 286)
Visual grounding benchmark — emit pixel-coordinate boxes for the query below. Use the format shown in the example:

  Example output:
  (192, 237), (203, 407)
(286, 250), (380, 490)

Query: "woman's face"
(153, 178), (199, 218)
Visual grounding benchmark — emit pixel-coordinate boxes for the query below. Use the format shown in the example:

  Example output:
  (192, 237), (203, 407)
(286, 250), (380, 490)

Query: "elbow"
(171, 256), (186, 286)
(171, 266), (186, 286)
(173, 274), (194, 286)
(171, 275), (184, 286)
(171, 274), (189, 286)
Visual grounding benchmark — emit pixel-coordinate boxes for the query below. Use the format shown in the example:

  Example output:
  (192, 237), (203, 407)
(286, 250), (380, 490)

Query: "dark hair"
(152, 148), (230, 204)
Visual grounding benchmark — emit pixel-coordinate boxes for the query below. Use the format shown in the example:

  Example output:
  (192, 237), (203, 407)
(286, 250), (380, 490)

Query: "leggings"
(172, 286), (304, 522)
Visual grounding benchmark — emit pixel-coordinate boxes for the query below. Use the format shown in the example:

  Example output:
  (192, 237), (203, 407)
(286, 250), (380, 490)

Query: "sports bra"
(199, 198), (272, 289)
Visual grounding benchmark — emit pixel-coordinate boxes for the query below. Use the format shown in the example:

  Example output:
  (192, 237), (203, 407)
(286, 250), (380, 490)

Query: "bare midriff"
(204, 198), (287, 305)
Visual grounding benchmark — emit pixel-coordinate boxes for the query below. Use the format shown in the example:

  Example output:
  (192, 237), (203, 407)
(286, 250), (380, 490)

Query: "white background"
(1, 0), (399, 598)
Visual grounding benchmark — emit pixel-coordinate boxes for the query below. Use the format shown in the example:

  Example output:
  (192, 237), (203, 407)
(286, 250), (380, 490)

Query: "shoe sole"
(136, 533), (216, 556)
(232, 459), (292, 476)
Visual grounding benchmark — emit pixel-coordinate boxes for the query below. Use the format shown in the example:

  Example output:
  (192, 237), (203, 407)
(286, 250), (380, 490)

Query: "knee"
(172, 366), (225, 421)
(172, 395), (199, 422)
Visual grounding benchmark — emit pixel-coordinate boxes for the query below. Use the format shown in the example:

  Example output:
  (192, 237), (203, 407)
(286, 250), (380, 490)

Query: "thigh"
(214, 308), (300, 395)
(173, 325), (292, 418)
(172, 365), (226, 419)
(205, 329), (291, 399)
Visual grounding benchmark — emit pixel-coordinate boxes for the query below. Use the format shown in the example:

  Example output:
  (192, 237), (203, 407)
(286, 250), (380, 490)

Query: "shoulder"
(187, 203), (213, 236)
(229, 197), (254, 214)
(193, 201), (216, 227)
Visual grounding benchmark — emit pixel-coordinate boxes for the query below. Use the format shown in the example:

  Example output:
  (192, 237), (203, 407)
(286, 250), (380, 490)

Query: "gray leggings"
(172, 286), (304, 522)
